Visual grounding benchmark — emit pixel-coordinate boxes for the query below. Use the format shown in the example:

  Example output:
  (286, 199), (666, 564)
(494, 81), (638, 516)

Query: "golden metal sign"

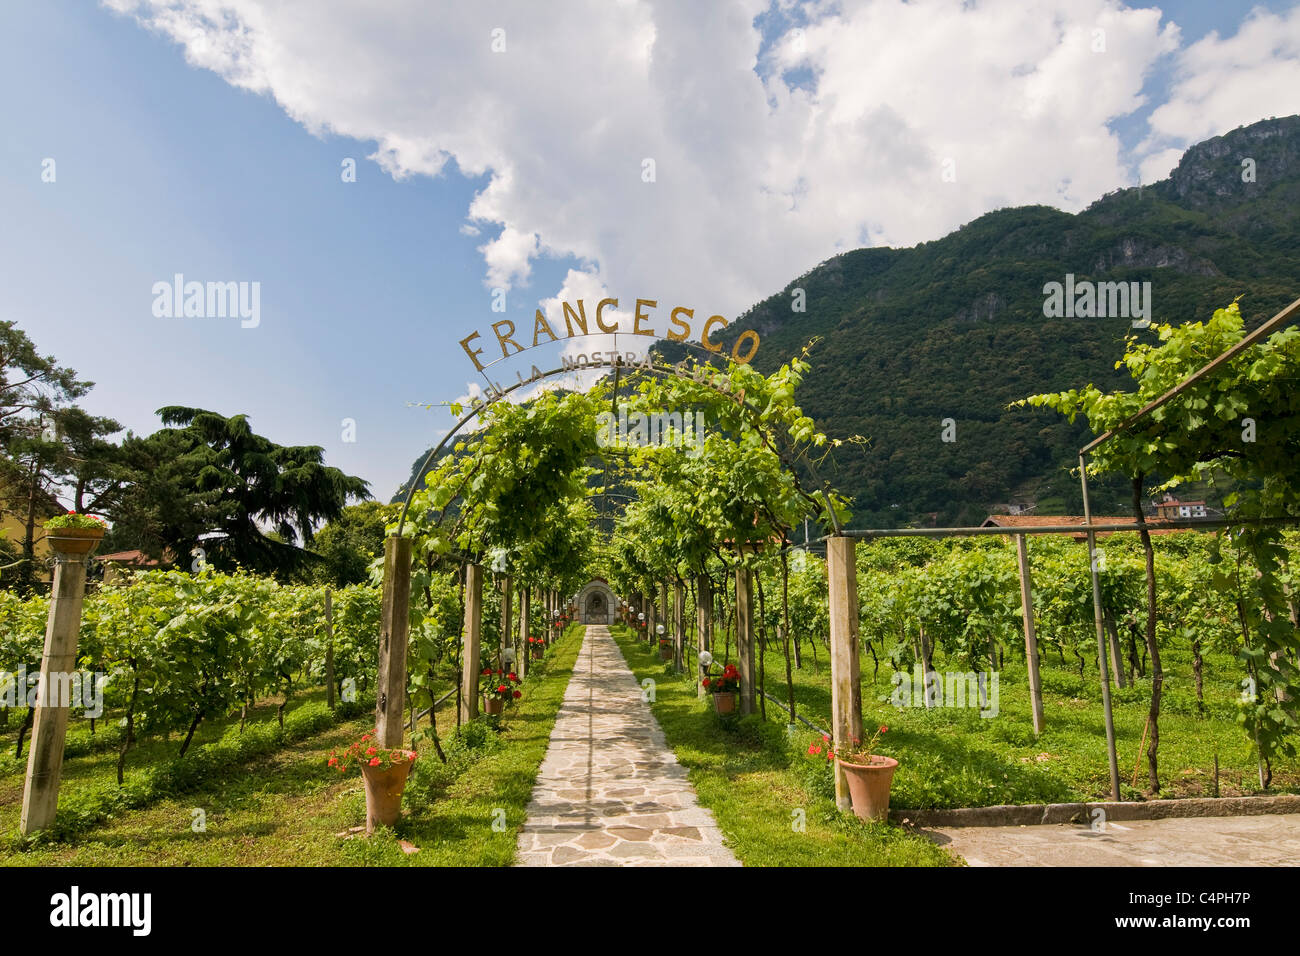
(458, 297), (760, 372)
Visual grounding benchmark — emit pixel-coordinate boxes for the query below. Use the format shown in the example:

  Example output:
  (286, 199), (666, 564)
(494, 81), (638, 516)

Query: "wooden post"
(659, 581), (669, 642)
(673, 581), (685, 673)
(324, 588), (336, 711)
(375, 536), (412, 748)
(460, 563), (483, 724)
(1014, 534), (1045, 735)
(736, 563), (756, 715)
(696, 574), (712, 696)
(19, 540), (93, 836)
(827, 536), (862, 812)
(518, 586), (530, 678)
(499, 575), (512, 666)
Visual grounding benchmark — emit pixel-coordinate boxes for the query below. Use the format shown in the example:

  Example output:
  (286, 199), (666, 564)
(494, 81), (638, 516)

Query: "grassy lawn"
(0, 625), (583, 866)
(611, 626), (958, 866)
(707, 632), (1299, 809)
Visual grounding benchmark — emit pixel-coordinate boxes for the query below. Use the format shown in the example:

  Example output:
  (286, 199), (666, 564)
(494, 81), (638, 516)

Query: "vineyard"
(2, 298), (1298, 867)
(611, 531), (1300, 808)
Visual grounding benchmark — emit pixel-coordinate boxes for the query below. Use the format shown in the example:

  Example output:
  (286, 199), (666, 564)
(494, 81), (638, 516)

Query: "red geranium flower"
(497, 684), (508, 694)
(513, 690), (521, 698)
(368, 757), (381, 766)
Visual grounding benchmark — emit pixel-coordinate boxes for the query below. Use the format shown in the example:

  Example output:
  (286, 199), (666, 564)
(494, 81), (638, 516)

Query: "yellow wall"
(1, 512), (53, 583)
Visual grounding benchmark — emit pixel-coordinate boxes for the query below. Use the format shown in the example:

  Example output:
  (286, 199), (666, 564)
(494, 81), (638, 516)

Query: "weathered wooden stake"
(736, 564), (756, 715)
(518, 586), (530, 678)
(827, 535), (862, 812)
(19, 543), (91, 836)
(376, 535), (412, 748)
(659, 581), (669, 643)
(324, 588), (336, 711)
(1014, 534), (1045, 735)
(460, 562), (483, 724)
(673, 581), (685, 672)
(499, 575), (512, 664)
(696, 574), (712, 697)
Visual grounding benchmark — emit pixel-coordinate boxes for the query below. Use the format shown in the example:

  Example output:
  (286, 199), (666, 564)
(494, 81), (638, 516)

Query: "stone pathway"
(515, 626), (740, 866)
(927, 813), (1300, 866)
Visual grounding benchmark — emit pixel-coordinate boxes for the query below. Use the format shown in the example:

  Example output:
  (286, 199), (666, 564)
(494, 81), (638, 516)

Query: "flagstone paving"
(926, 813), (1300, 866)
(515, 625), (740, 866)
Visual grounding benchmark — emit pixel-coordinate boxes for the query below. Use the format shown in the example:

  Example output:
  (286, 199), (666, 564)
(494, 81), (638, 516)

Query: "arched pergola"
(376, 347), (845, 746)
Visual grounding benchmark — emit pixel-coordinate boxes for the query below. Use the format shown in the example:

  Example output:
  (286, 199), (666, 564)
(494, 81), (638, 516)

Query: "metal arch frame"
(395, 355), (846, 539)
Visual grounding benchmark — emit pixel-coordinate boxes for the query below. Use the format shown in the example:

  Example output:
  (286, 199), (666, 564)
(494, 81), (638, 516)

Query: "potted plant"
(702, 663), (740, 714)
(480, 667), (522, 715)
(327, 731), (418, 834)
(43, 512), (107, 556)
(808, 725), (896, 822)
(657, 638), (674, 661)
(528, 636), (545, 660)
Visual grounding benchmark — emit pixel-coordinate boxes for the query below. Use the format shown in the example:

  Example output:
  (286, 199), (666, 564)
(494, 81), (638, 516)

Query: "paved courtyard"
(515, 625), (739, 866)
(926, 813), (1300, 866)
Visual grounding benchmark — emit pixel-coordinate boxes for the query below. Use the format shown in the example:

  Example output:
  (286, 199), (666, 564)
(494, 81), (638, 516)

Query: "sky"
(2, 0), (1299, 503)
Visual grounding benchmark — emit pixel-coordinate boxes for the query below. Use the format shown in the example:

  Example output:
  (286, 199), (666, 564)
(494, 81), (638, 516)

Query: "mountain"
(398, 116), (1300, 527)
(701, 115), (1300, 526)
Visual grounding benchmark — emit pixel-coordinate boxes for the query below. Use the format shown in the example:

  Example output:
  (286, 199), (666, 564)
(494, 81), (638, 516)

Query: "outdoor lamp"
(503, 647), (516, 665)
(638, 612), (645, 621)
(656, 624), (665, 636)
(699, 650), (713, 668)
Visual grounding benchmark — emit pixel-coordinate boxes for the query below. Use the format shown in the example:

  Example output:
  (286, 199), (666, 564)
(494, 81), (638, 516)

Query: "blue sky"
(2, 0), (1298, 503)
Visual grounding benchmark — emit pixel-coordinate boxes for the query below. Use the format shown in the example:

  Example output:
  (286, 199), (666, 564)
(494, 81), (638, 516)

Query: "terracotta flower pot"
(712, 691), (737, 715)
(659, 645), (673, 661)
(531, 646), (544, 660)
(839, 756), (899, 823)
(483, 696), (504, 716)
(360, 755), (416, 834)
(45, 526), (105, 557)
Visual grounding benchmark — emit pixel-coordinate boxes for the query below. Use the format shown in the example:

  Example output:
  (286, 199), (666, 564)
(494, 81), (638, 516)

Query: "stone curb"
(890, 793), (1300, 828)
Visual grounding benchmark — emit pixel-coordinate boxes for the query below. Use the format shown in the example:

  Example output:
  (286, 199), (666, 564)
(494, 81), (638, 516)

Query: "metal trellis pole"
(1080, 452), (1122, 801)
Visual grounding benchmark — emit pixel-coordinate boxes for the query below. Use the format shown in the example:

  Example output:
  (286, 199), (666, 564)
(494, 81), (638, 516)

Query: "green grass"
(0, 626), (584, 866)
(611, 627), (958, 866)
(706, 632), (1299, 810)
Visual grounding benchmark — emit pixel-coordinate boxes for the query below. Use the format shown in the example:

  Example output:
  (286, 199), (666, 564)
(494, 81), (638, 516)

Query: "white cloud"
(1139, 5), (1300, 182)
(102, 0), (1287, 332)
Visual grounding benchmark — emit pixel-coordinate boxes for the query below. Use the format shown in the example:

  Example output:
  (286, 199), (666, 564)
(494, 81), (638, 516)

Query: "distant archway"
(574, 579), (618, 625)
